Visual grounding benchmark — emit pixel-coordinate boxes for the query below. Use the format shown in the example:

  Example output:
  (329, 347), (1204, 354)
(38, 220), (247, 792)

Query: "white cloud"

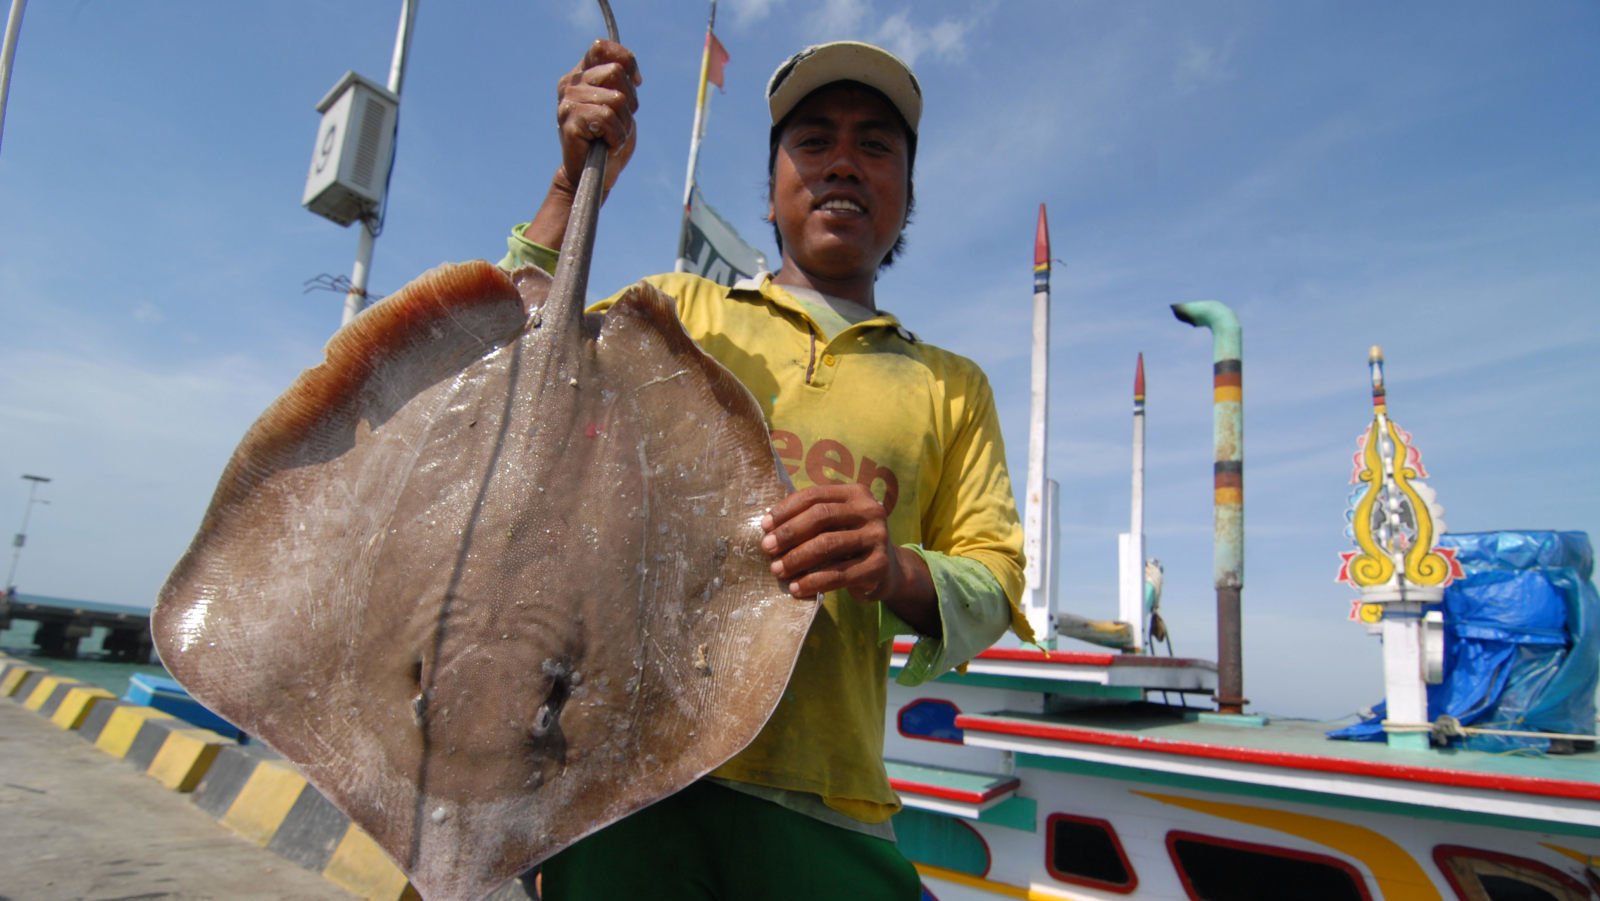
(564, 0), (601, 33)
(793, 0), (978, 66)
(1174, 39), (1234, 95)
(725, 0), (785, 28)
(812, 0), (869, 35)
(875, 10), (972, 66)
(132, 302), (163, 324)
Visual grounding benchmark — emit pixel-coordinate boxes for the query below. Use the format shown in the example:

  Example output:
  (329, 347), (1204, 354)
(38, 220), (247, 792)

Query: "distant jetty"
(0, 592), (152, 661)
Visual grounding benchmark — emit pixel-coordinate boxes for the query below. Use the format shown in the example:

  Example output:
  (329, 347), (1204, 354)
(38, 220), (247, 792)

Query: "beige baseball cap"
(766, 41), (923, 133)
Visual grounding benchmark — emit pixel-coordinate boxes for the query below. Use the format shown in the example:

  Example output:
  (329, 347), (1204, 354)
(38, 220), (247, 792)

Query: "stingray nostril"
(529, 681), (569, 738)
(532, 704), (556, 735)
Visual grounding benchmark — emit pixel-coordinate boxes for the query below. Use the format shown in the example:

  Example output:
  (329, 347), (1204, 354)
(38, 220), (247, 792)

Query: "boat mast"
(674, 0), (718, 272)
(1021, 204), (1058, 644)
(1118, 355), (1147, 651)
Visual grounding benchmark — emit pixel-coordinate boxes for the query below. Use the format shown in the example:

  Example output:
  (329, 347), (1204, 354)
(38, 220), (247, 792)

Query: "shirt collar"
(734, 272), (919, 344)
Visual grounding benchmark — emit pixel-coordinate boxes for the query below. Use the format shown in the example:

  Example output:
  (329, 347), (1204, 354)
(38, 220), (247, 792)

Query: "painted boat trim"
(914, 862), (1070, 900)
(890, 645), (1218, 694)
(956, 713), (1600, 804)
(890, 641), (1215, 670)
(1016, 752), (1600, 840)
(890, 775), (1021, 805)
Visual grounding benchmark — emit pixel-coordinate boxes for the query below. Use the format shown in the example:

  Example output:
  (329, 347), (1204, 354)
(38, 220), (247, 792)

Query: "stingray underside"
(152, 261), (813, 900)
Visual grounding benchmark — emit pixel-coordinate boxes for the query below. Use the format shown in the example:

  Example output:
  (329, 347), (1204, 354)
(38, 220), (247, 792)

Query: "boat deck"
(955, 702), (1600, 835)
(890, 640), (1218, 697)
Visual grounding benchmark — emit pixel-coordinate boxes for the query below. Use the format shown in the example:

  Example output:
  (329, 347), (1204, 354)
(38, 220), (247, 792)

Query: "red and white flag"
(705, 30), (729, 92)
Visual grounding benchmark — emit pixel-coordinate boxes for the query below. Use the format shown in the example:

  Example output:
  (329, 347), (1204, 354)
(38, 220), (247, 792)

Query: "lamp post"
(5, 473), (50, 593)
(0, 0), (27, 156)
(339, 0), (418, 326)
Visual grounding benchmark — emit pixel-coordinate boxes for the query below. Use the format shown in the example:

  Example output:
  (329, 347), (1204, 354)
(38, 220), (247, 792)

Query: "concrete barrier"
(96, 705), (177, 759)
(267, 780), (351, 873)
(50, 685), (116, 730)
(76, 696), (132, 744)
(222, 758), (312, 846)
(23, 674), (84, 713)
(1, 663), (47, 698)
(148, 726), (229, 792)
(324, 825), (421, 901)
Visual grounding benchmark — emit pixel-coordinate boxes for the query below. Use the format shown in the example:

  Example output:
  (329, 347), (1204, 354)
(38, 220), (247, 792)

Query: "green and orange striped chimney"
(1172, 300), (1245, 715)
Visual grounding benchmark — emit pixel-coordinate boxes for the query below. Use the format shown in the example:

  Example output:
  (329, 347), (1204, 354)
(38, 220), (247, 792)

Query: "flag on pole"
(679, 185), (767, 286)
(705, 30), (729, 91)
(676, 2), (766, 285)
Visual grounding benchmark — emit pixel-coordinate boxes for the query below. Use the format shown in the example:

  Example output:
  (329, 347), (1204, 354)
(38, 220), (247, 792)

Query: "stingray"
(151, 44), (813, 901)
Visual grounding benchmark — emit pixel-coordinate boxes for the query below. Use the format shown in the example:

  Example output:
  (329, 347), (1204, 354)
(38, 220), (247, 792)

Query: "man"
(502, 39), (1034, 900)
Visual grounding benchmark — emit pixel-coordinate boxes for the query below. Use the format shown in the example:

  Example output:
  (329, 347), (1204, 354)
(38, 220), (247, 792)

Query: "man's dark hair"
(766, 83), (917, 270)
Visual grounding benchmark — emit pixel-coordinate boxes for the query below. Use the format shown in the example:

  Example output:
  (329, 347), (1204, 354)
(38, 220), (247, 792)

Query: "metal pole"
(0, 0), (28, 156)
(5, 473), (49, 591)
(1367, 346), (1431, 751)
(675, 0), (718, 272)
(341, 0), (419, 326)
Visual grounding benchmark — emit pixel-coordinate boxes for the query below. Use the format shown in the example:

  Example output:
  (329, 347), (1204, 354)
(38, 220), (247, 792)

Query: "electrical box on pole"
(302, 71), (398, 227)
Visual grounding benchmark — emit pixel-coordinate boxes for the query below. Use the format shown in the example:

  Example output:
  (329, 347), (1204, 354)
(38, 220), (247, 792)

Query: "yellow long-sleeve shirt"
(501, 230), (1033, 825)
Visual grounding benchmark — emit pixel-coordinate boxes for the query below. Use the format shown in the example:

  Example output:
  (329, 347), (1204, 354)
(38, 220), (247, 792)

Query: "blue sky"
(0, 1), (1595, 718)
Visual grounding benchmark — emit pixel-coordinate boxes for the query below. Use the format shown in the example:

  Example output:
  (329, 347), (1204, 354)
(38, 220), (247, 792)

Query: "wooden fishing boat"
(884, 642), (1598, 900)
(881, 208), (1599, 901)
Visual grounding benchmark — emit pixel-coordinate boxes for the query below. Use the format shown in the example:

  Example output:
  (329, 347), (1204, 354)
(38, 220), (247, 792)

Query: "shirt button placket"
(812, 347), (839, 388)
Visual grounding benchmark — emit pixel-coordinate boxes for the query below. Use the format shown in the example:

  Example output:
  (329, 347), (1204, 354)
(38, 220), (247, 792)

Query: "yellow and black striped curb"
(0, 654), (535, 900)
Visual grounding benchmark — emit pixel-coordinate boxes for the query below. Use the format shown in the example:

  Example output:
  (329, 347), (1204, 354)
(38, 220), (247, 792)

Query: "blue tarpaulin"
(1328, 530), (1599, 752)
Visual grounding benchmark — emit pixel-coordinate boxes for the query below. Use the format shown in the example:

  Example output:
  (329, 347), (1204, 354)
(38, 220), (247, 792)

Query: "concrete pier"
(0, 700), (352, 899)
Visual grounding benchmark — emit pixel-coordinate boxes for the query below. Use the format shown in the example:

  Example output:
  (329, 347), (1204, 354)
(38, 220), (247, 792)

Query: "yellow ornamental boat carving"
(1338, 346), (1462, 598)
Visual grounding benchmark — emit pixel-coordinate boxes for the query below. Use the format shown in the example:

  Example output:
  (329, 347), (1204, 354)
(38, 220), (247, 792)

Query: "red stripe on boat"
(891, 641), (1214, 670)
(952, 715), (1600, 802)
(892, 641), (1113, 666)
(890, 776), (1020, 805)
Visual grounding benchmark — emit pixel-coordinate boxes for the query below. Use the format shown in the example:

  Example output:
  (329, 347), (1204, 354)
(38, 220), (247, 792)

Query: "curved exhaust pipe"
(1172, 301), (1246, 715)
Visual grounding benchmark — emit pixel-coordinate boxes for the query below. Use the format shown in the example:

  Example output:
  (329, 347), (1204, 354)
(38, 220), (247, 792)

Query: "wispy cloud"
(763, 0), (984, 67)
(874, 9), (974, 66)
(1174, 39), (1234, 95)
(564, 0), (601, 32)
(725, 0), (785, 29)
(812, 0), (868, 35)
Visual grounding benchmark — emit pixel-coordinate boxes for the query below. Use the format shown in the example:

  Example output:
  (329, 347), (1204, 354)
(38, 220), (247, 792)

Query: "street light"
(5, 473), (50, 593)
(0, 0), (28, 157)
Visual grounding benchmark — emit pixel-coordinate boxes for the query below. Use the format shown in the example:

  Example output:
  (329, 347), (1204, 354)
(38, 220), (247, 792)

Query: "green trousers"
(540, 780), (922, 900)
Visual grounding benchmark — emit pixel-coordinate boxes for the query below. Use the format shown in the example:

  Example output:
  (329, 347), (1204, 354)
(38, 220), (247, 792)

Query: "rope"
(1381, 716), (1597, 744)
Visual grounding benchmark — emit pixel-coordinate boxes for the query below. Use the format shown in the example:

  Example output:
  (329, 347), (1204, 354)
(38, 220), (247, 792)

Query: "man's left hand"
(760, 484), (939, 636)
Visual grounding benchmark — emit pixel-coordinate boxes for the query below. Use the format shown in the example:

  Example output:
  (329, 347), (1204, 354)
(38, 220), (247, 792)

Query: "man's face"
(769, 83), (912, 286)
